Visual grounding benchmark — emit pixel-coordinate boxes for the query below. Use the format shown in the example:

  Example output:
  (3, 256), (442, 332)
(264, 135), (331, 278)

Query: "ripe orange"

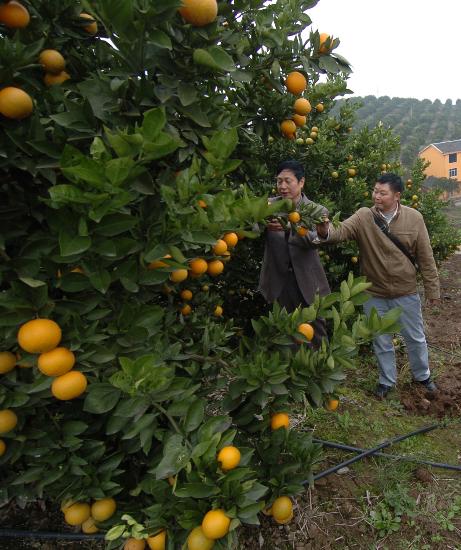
(297, 323), (314, 341)
(18, 318), (62, 354)
(148, 255), (171, 270)
(187, 527), (214, 550)
(38, 347), (75, 377)
(315, 103), (324, 112)
(91, 497), (116, 522)
(217, 446), (241, 471)
(170, 269), (188, 283)
(201, 509), (231, 539)
(0, 351), (16, 374)
(272, 496), (293, 522)
(297, 227), (308, 237)
(0, 439), (6, 456)
(280, 119), (296, 137)
(311, 126), (319, 132)
(213, 305), (223, 317)
(288, 211), (300, 223)
(326, 398), (339, 411)
(270, 412), (289, 430)
(44, 71), (70, 86)
(293, 98), (312, 115)
(39, 50), (66, 74)
(285, 71), (307, 95)
(124, 539), (146, 550)
(51, 371), (88, 400)
(179, 0), (218, 27)
(0, 409), (18, 434)
(207, 260), (224, 277)
(189, 258), (208, 275)
(180, 289), (193, 301)
(222, 232), (238, 248)
(0, 1), (30, 28)
(292, 114), (306, 127)
(64, 502), (91, 526)
(274, 511), (293, 524)
(80, 13), (98, 34)
(0, 86), (33, 120)
(319, 33), (331, 54)
(180, 304), (192, 316)
(82, 517), (99, 534)
(147, 530), (166, 550)
(213, 239), (228, 255)
(197, 199), (207, 208)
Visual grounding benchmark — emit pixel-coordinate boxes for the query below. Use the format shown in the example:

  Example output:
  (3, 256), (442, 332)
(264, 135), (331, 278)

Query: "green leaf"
(141, 108), (166, 141)
(88, 267), (112, 294)
(175, 483), (219, 498)
(94, 214), (138, 236)
(59, 232), (91, 256)
(193, 47), (235, 73)
(83, 383), (121, 414)
(155, 434), (191, 479)
(143, 132), (181, 159)
(183, 399), (205, 432)
(151, 30), (172, 49)
(18, 277), (46, 288)
(105, 157), (134, 186)
(178, 82), (198, 106)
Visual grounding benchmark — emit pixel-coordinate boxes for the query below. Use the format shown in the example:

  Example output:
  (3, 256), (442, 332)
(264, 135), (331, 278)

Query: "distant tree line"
(336, 96), (461, 168)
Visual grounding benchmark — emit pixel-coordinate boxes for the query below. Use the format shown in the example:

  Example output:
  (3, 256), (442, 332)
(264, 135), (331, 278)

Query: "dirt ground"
(1, 255), (461, 549)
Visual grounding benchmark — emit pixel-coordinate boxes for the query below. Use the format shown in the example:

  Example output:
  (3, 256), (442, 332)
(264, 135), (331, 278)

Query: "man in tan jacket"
(316, 173), (440, 398)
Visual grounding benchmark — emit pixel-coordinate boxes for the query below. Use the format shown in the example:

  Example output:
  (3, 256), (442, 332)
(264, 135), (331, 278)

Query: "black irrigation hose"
(0, 528), (105, 540)
(308, 423), (440, 482)
(313, 438), (461, 472)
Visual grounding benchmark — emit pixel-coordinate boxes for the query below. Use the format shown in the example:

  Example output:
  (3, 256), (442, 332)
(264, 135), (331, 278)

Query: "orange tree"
(1, 0), (403, 547)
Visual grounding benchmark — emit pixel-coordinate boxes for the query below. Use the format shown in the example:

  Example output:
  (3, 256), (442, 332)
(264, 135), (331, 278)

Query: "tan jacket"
(259, 194), (330, 304)
(324, 205), (440, 299)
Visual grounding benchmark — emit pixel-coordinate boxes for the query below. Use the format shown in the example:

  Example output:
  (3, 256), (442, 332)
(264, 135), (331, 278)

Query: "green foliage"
(0, 0), (457, 547)
(368, 484), (416, 538)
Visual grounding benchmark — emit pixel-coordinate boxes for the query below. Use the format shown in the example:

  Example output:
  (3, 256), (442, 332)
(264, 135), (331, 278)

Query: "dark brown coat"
(258, 195), (331, 305)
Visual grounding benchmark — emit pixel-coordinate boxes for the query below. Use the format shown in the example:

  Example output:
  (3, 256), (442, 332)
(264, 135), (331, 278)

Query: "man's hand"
(426, 298), (441, 307)
(316, 218), (330, 239)
(266, 218), (284, 232)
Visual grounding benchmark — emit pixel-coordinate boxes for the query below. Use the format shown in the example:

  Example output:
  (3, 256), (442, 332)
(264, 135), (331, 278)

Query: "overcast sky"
(308, 0), (459, 102)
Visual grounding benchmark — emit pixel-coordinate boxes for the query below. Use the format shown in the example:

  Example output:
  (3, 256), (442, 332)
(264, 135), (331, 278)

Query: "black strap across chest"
(370, 209), (418, 269)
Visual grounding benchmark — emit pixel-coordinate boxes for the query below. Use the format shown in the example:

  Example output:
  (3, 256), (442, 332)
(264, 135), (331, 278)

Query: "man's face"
(372, 182), (400, 212)
(276, 169), (304, 201)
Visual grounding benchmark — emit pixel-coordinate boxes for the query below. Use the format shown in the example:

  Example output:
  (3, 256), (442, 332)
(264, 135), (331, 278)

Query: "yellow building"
(419, 140), (461, 199)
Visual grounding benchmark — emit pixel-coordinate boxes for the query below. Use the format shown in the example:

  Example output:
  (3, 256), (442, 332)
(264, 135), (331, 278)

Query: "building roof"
(420, 139), (461, 155)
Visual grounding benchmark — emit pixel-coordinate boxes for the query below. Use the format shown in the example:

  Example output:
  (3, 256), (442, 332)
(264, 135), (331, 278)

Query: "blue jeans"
(363, 293), (431, 387)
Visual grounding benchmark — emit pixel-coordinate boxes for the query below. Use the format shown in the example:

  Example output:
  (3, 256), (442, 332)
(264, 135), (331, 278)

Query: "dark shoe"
(374, 384), (393, 399)
(416, 377), (437, 393)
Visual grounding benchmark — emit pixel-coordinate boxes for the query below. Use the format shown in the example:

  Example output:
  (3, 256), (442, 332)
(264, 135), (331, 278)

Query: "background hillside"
(338, 96), (461, 168)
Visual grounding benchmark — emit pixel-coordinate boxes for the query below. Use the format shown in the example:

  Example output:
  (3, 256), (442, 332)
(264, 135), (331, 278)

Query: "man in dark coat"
(258, 160), (330, 347)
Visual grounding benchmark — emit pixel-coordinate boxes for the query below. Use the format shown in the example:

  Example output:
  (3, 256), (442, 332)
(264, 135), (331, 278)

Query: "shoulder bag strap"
(370, 209), (418, 269)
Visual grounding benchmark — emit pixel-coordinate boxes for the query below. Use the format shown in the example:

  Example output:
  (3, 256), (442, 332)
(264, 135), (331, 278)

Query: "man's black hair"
(376, 172), (403, 193)
(276, 159), (305, 181)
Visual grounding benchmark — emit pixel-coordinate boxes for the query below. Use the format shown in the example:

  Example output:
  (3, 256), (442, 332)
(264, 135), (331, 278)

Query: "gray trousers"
(363, 293), (431, 387)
